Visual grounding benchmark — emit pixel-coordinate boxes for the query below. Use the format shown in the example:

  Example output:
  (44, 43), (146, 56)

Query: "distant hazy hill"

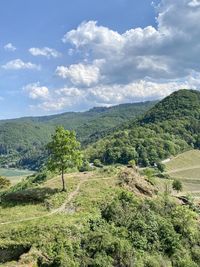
(87, 89), (200, 166)
(0, 101), (156, 169)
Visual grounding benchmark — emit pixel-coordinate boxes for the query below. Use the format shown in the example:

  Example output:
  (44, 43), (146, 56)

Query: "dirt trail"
(0, 177), (113, 226)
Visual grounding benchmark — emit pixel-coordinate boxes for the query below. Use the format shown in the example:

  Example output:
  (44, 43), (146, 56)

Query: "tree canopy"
(47, 126), (82, 191)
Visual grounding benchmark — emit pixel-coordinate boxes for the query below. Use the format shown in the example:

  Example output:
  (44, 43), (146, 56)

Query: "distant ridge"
(0, 101), (156, 170)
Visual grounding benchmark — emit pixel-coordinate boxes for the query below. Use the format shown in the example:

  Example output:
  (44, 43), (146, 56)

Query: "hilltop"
(87, 89), (200, 166)
(141, 89), (200, 123)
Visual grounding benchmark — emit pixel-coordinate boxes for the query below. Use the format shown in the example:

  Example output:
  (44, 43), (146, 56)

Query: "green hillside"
(165, 150), (200, 197)
(0, 168), (199, 266)
(86, 90), (200, 167)
(0, 102), (155, 170)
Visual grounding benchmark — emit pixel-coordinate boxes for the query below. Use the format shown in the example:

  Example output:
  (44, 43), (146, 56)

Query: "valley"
(0, 89), (200, 266)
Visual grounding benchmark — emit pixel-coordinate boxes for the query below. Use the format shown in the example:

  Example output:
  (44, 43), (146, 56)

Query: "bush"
(79, 160), (92, 172)
(0, 176), (11, 189)
(157, 162), (166, 172)
(172, 179), (183, 192)
(128, 159), (136, 167)
(93, 159), (103, 168)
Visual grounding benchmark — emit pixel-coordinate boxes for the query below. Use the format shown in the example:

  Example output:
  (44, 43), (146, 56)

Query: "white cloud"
(55, 87), (82, 97)
(2, 59), (40, 70)
(23, 83), (49, 99)
(24, 72), (200, 112)
(56, 63), (101, 86)
(25, 0), (200, 112)
(29, 47), (61, 58)
(188, 0), (200, 7)
(62, 0), (200, 85)
(4, 43), (16, 52)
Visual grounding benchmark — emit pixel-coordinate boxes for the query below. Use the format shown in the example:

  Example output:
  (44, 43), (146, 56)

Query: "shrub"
(172, 179), (183, 192)
(79, 160), (92, 172)
(0, 176), (11, 189)
(93, 159), (103, 168)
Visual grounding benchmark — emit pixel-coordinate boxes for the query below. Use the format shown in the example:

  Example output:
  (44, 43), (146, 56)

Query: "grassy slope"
(0, 167), (199, 266)
(0, 169), (120, 266)
(0, 168), (119, 231)
(165, 150), (200, 196)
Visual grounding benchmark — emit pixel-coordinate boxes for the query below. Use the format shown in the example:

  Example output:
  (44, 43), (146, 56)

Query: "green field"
(165, 150), (200, 196)
(0, 168), (34, 184)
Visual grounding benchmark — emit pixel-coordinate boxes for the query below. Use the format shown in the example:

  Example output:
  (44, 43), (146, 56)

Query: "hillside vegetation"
(87, 90), (200, 167)
(0, 102), (155, 170)
(0, 167), (199, 266)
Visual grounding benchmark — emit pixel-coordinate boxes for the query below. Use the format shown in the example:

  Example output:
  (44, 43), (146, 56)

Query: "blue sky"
(0, 0), (200, 118)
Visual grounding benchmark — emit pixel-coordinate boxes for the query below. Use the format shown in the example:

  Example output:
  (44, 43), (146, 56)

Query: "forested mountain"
(87, 90), (200, 166)
(0, 101), (155, 169)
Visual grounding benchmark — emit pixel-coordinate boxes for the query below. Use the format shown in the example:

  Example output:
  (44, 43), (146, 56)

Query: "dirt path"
(0, 177), (113, 226)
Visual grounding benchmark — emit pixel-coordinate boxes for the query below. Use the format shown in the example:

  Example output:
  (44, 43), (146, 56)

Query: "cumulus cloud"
(188, 0), (200, 7)
(24, 73), (200, 112)
(62, 0), (200, 85)
(26, 0), (200, 112)
(29, 47), (61, 58)
(4, 43), (16, 52)
(23, 83), (49, 99)
(56, 63), (101, 86)
(55, 87), (82, 97)
(2, 59), (40, 70)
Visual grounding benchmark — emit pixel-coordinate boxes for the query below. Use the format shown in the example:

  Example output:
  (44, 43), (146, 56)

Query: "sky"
(0, 0), (200, 118)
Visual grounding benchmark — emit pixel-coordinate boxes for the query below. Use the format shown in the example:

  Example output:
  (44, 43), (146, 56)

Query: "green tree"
(157, 162), (165, 173)
(47, 126), (82, 191)
(172, 179), (183, 193)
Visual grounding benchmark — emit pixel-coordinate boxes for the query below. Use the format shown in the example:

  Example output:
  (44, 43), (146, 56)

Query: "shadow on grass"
(1, 187), (59, 207)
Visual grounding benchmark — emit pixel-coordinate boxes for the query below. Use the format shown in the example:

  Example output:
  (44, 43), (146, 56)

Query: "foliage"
(47, 127), (82, 191)
(0, 102), (155, 170)
(93, 159), (103, 168)
(128, 159), (136, 167)
(79, 160), (92, 172)
(172, 179), (183, 192)
(0, 176), (11, 189)
(0, 168), (199, 266)
(86, 90), (200, 167)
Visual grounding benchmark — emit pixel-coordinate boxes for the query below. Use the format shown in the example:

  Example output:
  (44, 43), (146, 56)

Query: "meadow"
(165, 150), (200, 198)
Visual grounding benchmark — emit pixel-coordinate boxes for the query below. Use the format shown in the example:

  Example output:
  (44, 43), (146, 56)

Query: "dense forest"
(0, 102), (155, 170)
(86, 90), (200, 167)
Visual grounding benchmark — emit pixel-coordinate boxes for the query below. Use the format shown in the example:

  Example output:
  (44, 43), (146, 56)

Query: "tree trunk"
(61, 169), (66, 191)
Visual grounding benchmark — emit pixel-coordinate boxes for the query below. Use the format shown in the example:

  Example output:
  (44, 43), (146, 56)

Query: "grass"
(0, 168), (120, 266)
(0, 165), (199, 266)
(0, 168), (119, 229)
(0, 173), (81, 225)
(165, 150), (200, 172)
(165, 149), (200, 197)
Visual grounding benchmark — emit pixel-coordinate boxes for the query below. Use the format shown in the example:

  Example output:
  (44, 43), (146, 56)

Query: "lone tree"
(172, 179), (183, 193)
(47, 126), (82, 191)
